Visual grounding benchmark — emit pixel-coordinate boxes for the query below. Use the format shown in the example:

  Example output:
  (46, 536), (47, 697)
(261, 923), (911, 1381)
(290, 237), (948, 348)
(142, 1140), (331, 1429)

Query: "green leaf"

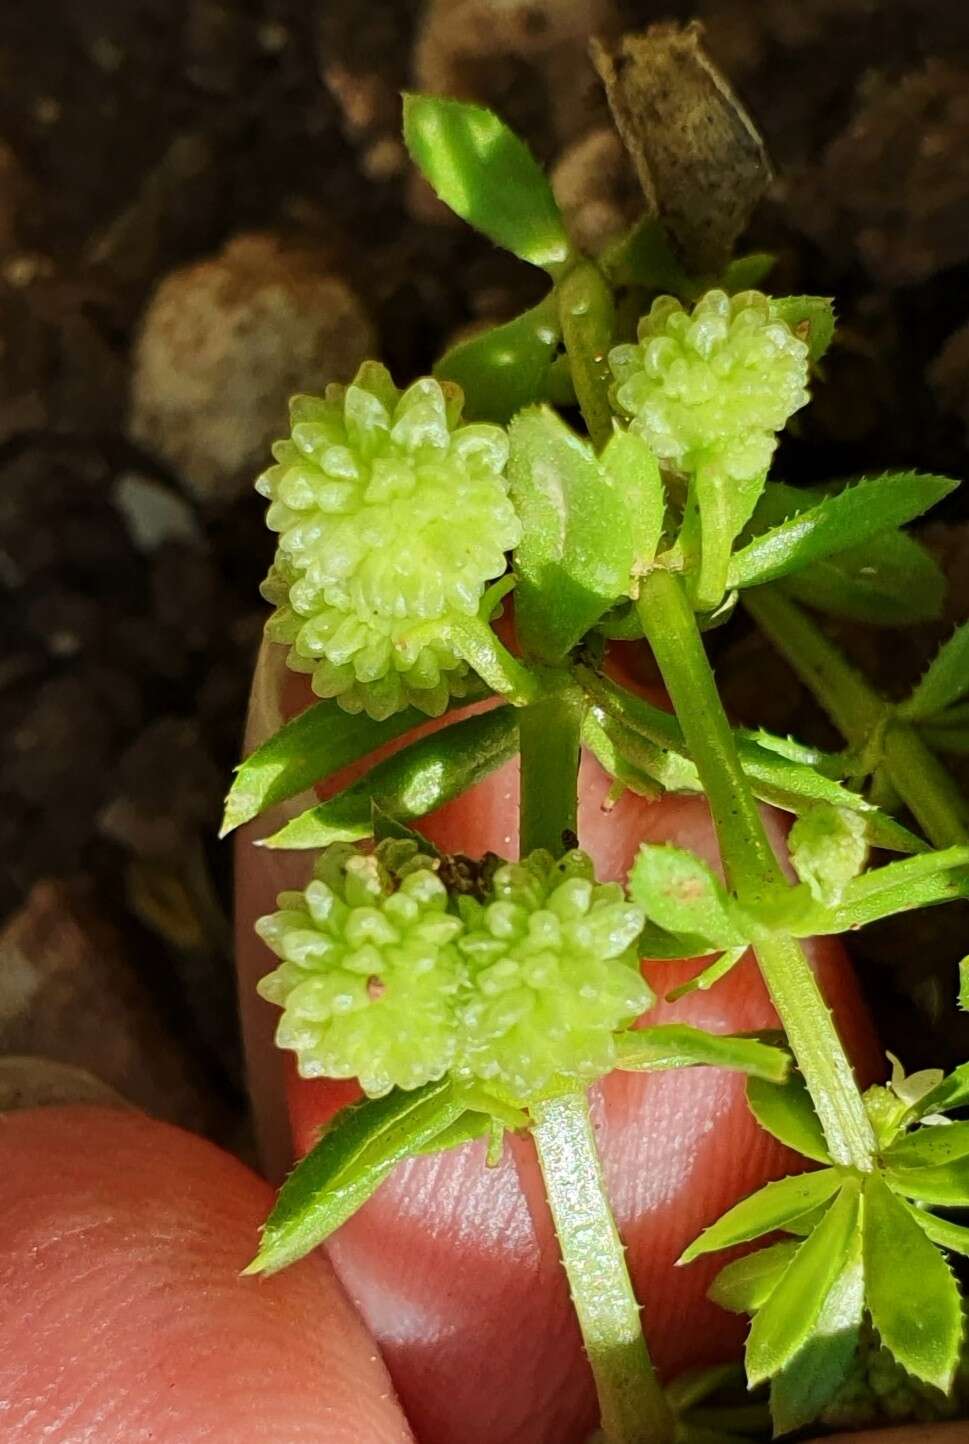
(629, 844), (748, 949)
(769, 1225), (864, 1435)
(906, 1202), (969, 1257)
(901, 621), (969, 722)
(263, 705), (518, 848)
(664, 946), (747, 1002)
(679, 1168), (841, 1264)
(247, 1080), (464, 1275)
(370, 800), (439, 853)
(885, 1155), (969, 1207)
(960, 958), (969, 1012)
(709, 1240), (801, 1314)
(885, 1120), (969, 1170)
(434, 296), (562, 423)
(919, 1060), (969, 1116)
(599, 217), (696, 295)
(720, 251), (776, 292)
(222, 697), (433, 836)
(413, 1110), (491, 1156)
(746, 1181), (860, 1386)
(746, 1071), (832, 1165)
(816, 847), (969, 934)
(769, 296), (835, 363)
(728, 473), (959, 592)
(600, 428), (666, 573)
(788, 804), (868, 905)
(863, 1170), (963, 1392)
(747, 481), (947, 626)
(582, 703), (701, 797)
(508, 407), (636, 660)
(402, 93), (570, 272)
(615, 1024), (790, 1083)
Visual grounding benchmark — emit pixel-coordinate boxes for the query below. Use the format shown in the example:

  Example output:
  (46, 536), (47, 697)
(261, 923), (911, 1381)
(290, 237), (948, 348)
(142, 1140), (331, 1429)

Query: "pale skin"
(0, 644), (958, 1442)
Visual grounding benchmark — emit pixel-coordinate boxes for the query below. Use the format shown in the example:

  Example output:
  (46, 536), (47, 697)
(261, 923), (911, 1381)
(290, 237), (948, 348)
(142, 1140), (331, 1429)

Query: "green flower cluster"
(821, 1323), (965, 1430)
(259, 361), (520, 721)
(256, 842), (464, 1097)
(455, 851), (650, 1100)
(608, 290), (810, 483)
(257, 844), (650, 1103)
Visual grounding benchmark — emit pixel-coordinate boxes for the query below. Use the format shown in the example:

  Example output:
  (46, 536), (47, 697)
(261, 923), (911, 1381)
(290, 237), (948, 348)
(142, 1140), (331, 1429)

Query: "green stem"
(882, 723), (969, 847)
(558, 261), (616, 452)
(742, 588), (884, 742)
(531, 1092), (675, 1444)
(745, 588), (969, 849)
(638, 569), (875, 1171)
(518, 674), (583, 855)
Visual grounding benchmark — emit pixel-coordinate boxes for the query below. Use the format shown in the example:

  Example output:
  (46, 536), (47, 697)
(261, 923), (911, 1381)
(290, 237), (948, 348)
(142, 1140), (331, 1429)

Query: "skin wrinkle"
(0, 1108), (413, 1444)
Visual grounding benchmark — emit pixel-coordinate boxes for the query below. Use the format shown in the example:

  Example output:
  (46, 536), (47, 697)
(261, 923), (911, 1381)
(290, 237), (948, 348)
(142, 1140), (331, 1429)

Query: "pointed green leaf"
(582, 703), (701, 796)
(770, 296), (835, 364)
(629, 843), (748, 949)
(886, 1120), (969, 1170)
(599, 217), (696, 294)
(222, 697), (434, 836)
(615, 1024), (790, 1083)
(901, 621), (969, 722)
(708, 1240), (801, 1314)
(818, 847), (969, 933)
(919, 1060), (969, 1117)
(370, 799), (439, 853)
(413, 1110), (491, 1156)
(508, 407), (636, 660)
(721, 251), (776, 293)
(728, 473), (959, 592)
(746, 1071), (832, 1165)
(748, 481), (947, 626)
(434, 296), (561, 423)
(665, 946), (747, 1002)
(600, 428), (666, 573)
(247, 1080), (464, 1275)
(789, 804), (868, 905)
(402, 93), (570, 272)
(960, 957), (969, 1011)
(863, 1170), (963, 1392)
(885, 1155), (969, 1207)
(769, 1225), (864, 1435)
(746, 1181), (860, 1386)
(263, 705), (518, 848)
(906, 1202), (969, 1257)
(679, 1168), (840, 1264)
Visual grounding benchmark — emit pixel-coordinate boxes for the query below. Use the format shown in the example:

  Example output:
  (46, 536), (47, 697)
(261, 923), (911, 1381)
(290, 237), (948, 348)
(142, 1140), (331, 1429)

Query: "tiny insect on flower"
(258, 361), (521, 721)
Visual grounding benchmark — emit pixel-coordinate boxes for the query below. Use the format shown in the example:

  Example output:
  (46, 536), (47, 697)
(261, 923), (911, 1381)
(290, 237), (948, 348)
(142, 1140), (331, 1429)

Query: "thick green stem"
(638, 569), (875, 1171)
(744, 588), (969, 849)
(518, 674), (583, 855)
(558, 261), (616, 453)
(532, 1092), (675, 1444)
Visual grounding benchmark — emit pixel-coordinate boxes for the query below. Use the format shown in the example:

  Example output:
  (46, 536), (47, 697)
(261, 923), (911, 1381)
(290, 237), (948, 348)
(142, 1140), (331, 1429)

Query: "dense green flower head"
(608, 290), (810, 483)
(259, 361), (520, 721)
(256, 840), (464, 1097)
(455, 849), (651, 1102)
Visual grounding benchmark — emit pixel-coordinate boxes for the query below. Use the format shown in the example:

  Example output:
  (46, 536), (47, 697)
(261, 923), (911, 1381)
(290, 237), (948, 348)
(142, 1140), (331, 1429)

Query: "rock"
(114, 471), (203, 554)
(0, 880), (220, 1132)
(552, 127), (640, 254)
(0, 1056), (131, 1112)
(128, 233), (375, 507)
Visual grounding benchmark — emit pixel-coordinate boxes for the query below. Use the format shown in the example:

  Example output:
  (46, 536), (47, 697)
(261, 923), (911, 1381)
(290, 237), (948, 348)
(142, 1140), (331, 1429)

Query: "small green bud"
(608, 290), (810, 482)
(256, 840), (465, 1097)
(259, 362), (520, 720)
(455, 849), (651, 1102)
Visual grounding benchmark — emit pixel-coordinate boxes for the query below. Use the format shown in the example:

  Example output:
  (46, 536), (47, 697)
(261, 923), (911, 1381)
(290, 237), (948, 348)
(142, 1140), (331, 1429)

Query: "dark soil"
(3, 0), (969, 1139)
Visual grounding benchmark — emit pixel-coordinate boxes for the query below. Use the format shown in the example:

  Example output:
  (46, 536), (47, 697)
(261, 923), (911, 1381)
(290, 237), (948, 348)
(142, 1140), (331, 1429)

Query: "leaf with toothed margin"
(629, 843), (748, 950)
(679, 1169), (841, 1264)
(863, 1171), (963, 1393)
(263, 706), (518, 849)
(709, 1240), (801, 1314)
(746, 1180), (860, 1387)
(614, 1024), (789, 1083)
(728, 473), (959, 593)
(769, 296), (835, 363)
(900, 619), (969, 722)
(746, 1070), (832, 1165)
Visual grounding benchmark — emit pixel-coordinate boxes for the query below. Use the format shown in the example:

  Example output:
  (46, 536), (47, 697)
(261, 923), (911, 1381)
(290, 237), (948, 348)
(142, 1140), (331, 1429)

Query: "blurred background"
(2, 0), (969, 1152)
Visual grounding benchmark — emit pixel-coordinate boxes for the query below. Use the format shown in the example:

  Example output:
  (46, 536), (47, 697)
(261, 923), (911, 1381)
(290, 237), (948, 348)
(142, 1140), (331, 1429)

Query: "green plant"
(227, 92), (969, 1443)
